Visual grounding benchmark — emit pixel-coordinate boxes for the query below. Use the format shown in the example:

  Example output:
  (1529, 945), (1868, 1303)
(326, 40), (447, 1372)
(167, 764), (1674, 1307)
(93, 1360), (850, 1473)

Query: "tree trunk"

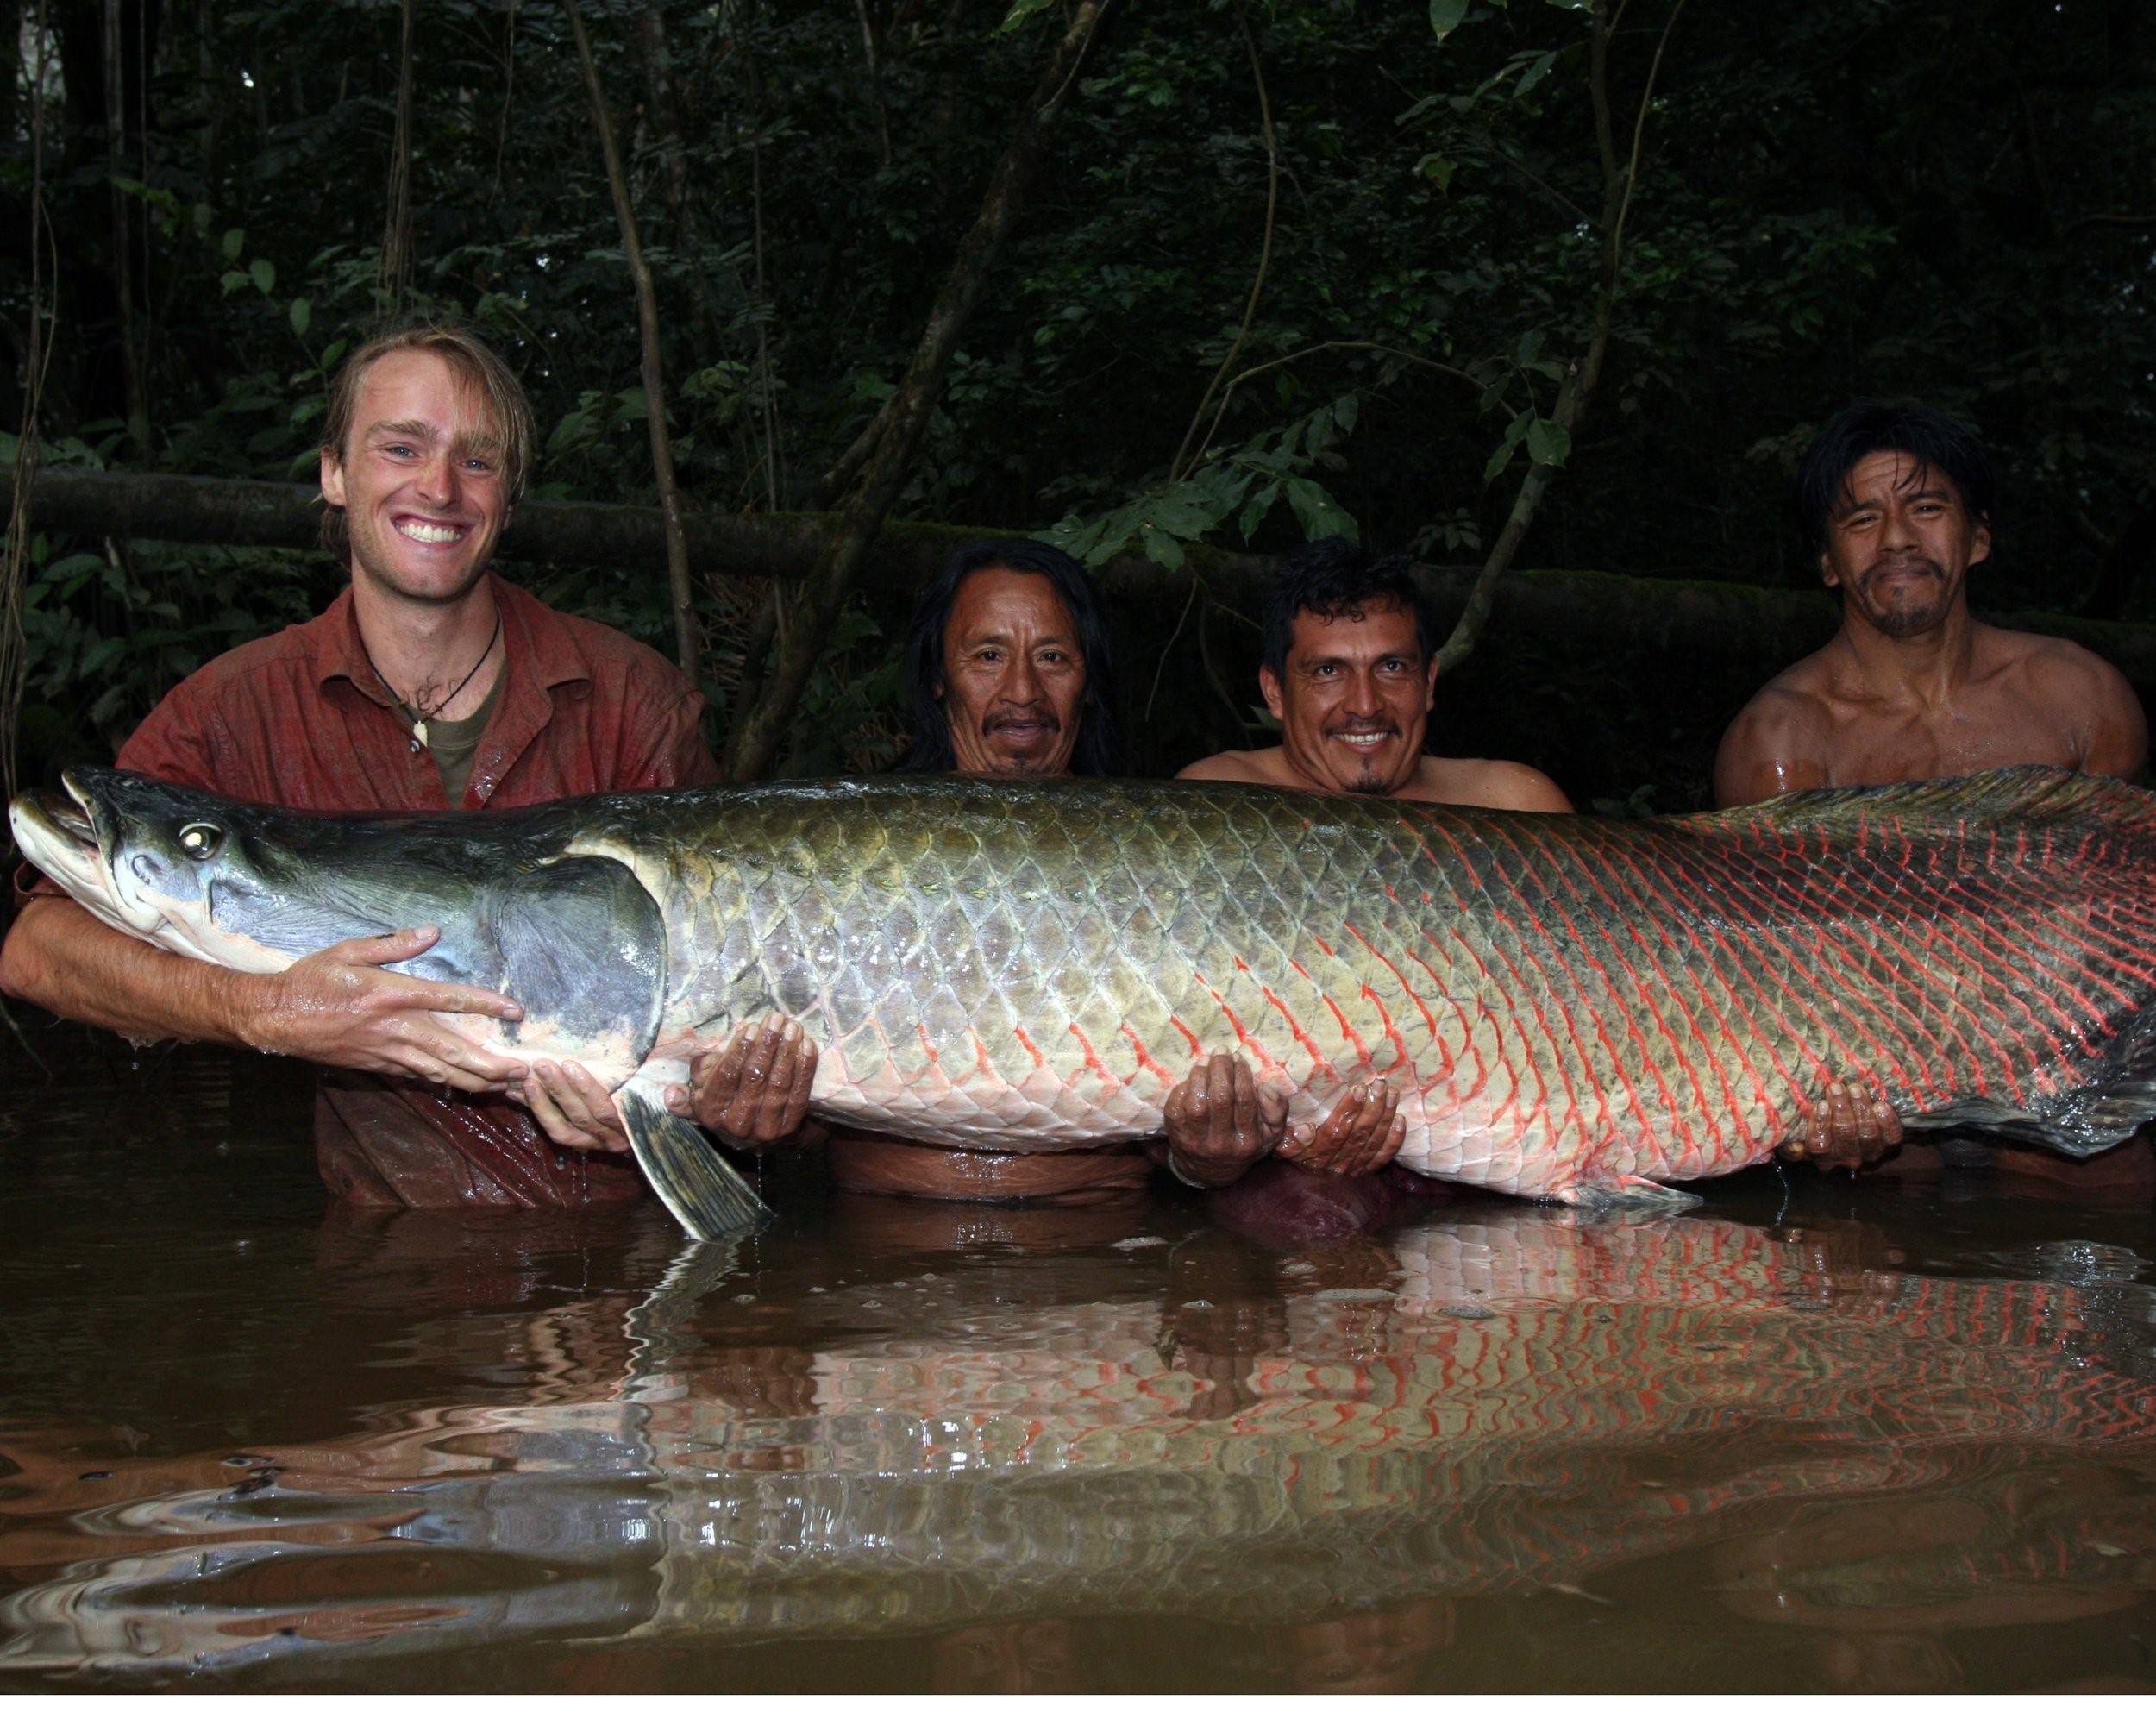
(568, 0), (700, 683)
(718, 0), (1117, 781)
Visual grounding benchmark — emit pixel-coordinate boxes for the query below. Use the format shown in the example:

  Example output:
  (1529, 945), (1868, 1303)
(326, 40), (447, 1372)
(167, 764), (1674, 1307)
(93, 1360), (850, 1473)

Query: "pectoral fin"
(1551, 1172), (1702, 1214)
(481, 856), (670, 1085)
(617, 1083), (771, 1239)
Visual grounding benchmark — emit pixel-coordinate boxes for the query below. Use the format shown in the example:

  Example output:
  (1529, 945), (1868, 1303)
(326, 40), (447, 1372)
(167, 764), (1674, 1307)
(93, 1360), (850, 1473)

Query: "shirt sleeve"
(619, 682), (722, 792)
(116, 681), (225, 794)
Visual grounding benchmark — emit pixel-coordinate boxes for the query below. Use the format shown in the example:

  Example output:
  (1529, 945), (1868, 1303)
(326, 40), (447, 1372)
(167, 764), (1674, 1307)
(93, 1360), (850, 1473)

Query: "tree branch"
(567, 0), (700, 683)
(378, 0), (416, 316)
(1434, 0), (1685, 673)
(3, 0), (52, 802)
(718, 0), (1118, 781)
(1171, 1), (1279, 483)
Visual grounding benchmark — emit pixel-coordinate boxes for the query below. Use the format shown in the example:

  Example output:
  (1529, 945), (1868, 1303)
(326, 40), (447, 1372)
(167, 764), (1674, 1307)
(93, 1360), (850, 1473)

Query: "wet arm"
(2075, 659), (2149, 781)
(3, 895), (272, 1046)
(0, 894), (529, 1091)
(1712, 697), (1830, 808)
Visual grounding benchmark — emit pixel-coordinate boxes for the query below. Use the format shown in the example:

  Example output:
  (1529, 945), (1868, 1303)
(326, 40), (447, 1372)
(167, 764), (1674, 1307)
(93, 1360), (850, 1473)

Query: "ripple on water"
(4, 1029), (2156, 1690)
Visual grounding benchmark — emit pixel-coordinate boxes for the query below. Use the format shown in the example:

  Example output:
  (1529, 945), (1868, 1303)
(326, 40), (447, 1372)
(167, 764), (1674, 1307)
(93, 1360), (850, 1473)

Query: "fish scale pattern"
(567, 766), (2156, 1201)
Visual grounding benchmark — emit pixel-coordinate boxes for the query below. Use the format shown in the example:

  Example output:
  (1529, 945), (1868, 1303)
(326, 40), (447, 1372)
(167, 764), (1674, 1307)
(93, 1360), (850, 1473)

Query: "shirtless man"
(1716, 398), (2150, 1174)
(1178, 536), (1572, 812)
(1162, 537), (1570, 1178)
(684, 539), (1401, 1202)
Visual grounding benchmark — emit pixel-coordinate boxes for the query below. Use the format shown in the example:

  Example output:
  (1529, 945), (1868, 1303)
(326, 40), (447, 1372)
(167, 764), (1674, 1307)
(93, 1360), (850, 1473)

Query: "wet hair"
(898, 539), (1121, 776)
(317, 322), (536, 553)
(1795, 398), (1996, 561)
(1260, 536), (1438, 681)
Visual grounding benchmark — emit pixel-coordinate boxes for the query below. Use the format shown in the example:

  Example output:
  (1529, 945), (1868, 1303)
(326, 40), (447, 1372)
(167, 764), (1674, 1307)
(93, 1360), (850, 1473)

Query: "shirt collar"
(313, 574), (594, 705)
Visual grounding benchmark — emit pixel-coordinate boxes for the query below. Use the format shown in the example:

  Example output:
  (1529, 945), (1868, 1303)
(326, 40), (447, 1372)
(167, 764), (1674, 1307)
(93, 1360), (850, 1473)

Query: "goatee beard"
(1862, 558), (1951, 640)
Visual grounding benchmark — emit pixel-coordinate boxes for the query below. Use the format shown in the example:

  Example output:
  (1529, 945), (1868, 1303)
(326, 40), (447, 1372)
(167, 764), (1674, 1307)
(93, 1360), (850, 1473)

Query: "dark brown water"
(2, 1022), (2153, 1693)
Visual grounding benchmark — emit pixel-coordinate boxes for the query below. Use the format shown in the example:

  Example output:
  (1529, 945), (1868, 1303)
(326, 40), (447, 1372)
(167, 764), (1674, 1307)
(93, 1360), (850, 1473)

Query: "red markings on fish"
(1122, 1026), (1171, 1083)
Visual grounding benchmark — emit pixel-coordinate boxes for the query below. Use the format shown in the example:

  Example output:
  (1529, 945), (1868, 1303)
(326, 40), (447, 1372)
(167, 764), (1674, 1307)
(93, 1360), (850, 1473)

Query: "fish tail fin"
(1548, 1172), (1704, 1214)
(1910, 1006), (2156, 1156)
(618, 1085), (772, 1239)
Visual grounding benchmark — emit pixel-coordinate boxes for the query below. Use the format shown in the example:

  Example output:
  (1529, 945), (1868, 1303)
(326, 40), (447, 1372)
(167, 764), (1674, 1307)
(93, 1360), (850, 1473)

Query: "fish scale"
(21, 764), (2156, 1231)
(523, 764), (2156, 1211)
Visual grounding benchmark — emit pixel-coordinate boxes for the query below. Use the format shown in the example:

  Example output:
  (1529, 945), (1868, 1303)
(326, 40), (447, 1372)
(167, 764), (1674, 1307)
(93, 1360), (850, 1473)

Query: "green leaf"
(1138, 524), (1187, 570)
(222, 227), (245, 261)
(998, 0), (1056, 33)
(1526, 417), (1572, 467)
(1515, 51), (1557, 98)
(289, 297), (311, 336)
(1417, 154), (1457, 191)
(249, 257), (275, 294)
(1282, 474), (1357, 542)
(219, 270), (249, 297)
(1428, 0), (1470, 41)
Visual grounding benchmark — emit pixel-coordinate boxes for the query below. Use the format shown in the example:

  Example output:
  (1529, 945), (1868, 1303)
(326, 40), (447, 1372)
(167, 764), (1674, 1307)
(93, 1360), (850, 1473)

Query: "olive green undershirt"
(413, 670), (505, 807)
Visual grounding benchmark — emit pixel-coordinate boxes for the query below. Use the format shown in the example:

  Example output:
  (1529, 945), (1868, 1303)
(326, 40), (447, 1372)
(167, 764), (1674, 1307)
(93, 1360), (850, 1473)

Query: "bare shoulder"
(1993, 625), (2136, 701)
(1175, 749), (1286, 787)
(1713, 661), (1839, 807)
(1423, 757), (1572, 814)
(1989, 625), (2149, 777)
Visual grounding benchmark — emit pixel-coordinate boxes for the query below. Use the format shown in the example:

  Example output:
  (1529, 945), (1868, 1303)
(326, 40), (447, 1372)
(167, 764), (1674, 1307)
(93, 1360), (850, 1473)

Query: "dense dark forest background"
(3, 0), (2153, 809)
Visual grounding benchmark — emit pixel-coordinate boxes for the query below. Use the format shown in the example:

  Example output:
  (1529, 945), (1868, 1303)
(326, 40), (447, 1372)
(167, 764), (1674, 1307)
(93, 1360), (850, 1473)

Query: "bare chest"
(1822, 688), (2082, 785)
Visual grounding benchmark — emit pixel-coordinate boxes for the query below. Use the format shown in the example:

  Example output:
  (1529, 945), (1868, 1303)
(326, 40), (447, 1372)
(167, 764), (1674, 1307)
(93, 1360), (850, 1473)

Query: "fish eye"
(178, 822), (223, 861)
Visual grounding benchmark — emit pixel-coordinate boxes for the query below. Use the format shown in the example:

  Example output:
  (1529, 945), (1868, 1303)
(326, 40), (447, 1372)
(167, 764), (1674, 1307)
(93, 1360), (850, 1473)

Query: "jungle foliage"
(3, 0), (2153, 806)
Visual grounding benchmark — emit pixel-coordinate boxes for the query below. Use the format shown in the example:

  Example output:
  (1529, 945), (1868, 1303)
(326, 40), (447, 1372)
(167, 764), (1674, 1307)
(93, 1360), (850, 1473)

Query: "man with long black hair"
(894, 538), (1120, 778)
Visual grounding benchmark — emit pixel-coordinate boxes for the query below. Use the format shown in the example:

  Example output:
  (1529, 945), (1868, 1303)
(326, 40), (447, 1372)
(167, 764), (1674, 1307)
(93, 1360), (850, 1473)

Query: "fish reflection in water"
(2, 1200), (2153, 1689)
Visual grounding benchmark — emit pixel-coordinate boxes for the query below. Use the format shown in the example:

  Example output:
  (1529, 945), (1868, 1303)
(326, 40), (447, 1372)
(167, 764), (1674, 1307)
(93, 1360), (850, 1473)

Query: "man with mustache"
(1165, 537), (1572, 1187)
(1176, 537), (1573, 811)
(1716, 398), (2148, 1172)
(686, 540), (1403, 1201)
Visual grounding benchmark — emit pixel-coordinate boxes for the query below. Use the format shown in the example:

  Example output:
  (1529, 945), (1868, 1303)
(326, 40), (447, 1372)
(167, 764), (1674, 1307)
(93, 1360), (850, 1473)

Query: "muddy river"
(2, 1022), (2153, 1691)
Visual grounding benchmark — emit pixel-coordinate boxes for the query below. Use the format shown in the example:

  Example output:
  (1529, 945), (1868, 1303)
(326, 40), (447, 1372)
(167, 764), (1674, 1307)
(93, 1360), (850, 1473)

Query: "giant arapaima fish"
(13, 767), (2156, 1235)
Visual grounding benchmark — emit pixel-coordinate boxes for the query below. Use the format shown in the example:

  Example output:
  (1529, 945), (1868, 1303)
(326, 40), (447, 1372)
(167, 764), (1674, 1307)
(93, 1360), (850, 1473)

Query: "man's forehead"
(947, 568), (1077, 640)
(1291, 598), (1423, 655)
(353, 352), (506, 447)
(1837, 448), (1962, 509)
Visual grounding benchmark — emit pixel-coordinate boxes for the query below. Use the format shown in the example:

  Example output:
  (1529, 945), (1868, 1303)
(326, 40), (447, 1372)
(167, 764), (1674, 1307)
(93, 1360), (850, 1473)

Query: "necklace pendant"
(411, 719), (428, 753)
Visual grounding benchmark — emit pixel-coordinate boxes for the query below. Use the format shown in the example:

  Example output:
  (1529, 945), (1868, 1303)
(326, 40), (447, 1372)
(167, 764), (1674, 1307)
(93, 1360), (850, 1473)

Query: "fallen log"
(11, 461), (2150, 684)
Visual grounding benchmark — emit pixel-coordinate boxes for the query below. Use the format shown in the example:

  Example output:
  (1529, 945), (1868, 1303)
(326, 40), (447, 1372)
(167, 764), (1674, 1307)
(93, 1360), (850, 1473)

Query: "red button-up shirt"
(100, 574), (721, 1209)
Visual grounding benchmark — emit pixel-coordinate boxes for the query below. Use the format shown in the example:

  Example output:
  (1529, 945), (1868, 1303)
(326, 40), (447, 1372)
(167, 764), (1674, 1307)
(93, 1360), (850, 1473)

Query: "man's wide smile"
(394, 516), (470, 546)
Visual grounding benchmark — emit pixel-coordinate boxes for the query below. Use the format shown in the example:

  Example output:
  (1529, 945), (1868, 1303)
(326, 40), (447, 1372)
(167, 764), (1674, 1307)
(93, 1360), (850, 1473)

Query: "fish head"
(14, 768), (523, 977)
(11, 768), (672, 1086)
(9, 768), (328, 970)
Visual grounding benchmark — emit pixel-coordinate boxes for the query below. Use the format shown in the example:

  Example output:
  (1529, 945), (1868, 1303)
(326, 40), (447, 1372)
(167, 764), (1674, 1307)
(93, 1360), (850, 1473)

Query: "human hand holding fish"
(231, 923), (531, 1095)
(1158, 1052), (1291, 1186)
(1279, 1083), (1408, 1176)
(1779, 1079), (1903, 1171)
(521, 1057), (632, 1154)
(669, 1014), (819, 1151)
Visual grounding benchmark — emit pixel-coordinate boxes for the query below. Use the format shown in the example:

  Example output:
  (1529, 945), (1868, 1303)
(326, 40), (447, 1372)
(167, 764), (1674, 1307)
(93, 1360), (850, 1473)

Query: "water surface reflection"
(1, 1036), (2153, 1690)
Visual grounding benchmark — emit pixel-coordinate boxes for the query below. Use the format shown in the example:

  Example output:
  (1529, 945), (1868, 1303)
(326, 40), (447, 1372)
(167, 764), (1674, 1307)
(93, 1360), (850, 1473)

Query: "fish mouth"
(6, 775), (147, 934)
